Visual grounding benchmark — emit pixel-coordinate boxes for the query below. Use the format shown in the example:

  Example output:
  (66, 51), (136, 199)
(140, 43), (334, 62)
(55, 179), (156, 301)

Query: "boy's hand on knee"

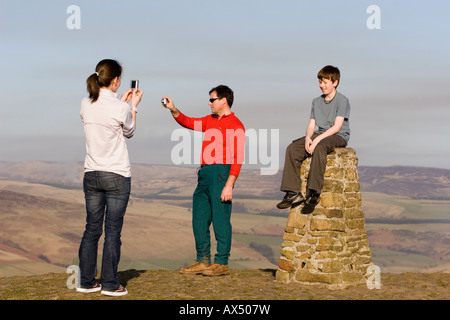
(305, 137), (314, 154)
(309, 140), (319, 155)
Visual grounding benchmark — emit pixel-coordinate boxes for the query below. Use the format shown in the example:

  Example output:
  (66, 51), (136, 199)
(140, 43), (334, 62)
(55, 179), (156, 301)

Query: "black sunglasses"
(209, 98), (220, 103)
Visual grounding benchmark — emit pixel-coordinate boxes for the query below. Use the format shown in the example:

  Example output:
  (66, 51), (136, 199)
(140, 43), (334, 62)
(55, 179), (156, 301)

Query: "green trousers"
(193, 164), (232, 265)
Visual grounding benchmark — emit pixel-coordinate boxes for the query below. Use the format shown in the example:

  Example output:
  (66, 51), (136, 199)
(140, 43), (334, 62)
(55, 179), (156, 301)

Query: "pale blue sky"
(1, 0), (449, 170)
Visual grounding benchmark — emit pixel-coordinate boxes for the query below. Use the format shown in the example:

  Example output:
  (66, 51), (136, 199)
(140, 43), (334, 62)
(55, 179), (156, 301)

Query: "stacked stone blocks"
(276, 148), (373, 289)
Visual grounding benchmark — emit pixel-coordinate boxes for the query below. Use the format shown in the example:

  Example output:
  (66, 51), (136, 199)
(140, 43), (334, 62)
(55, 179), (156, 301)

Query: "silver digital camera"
(161, 98), (168, 106)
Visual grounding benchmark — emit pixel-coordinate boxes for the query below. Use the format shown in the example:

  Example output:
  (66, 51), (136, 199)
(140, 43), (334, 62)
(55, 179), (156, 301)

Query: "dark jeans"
(281, 133), (347, 194)
(193, 164), (232, 265)
(78, 171), (131, 291)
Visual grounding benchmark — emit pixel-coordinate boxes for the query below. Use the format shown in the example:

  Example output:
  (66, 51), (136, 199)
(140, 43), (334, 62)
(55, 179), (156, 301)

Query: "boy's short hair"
(209, 85), (234, 107)
(317, 65), (341, 88)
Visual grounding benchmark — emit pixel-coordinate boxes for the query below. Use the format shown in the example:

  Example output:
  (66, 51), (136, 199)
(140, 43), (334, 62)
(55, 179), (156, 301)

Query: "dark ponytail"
(86, 59), (123, 102)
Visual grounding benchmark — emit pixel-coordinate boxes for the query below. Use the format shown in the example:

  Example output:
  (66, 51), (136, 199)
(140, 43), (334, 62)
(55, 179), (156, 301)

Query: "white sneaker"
(76, 283), (102, 293)
(101, 285), (128, 297)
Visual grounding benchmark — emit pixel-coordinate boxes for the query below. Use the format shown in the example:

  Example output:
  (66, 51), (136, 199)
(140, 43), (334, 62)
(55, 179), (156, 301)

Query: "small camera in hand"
(161, 98), (168, 106)
(130, 80), (139, 90)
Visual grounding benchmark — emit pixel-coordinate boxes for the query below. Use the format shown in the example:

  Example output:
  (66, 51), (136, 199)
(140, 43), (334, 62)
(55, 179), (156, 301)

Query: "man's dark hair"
(209, 85), (234, 107)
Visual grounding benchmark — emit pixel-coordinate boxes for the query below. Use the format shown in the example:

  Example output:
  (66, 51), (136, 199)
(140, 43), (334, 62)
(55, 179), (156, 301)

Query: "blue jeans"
(78, 171), (131, 291)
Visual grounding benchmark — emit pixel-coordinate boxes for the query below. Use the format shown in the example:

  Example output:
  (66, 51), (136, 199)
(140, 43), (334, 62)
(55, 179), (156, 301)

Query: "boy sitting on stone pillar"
(277, 65), (351, 209)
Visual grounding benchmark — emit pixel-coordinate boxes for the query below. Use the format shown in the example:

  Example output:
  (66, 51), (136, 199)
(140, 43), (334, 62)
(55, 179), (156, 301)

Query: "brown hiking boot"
(180, 262), (211, 275)
(202, 264), (230, 276)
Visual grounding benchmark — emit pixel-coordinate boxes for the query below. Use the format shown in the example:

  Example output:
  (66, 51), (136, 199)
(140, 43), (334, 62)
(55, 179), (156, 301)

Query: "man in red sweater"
(162, 85), (245, 276)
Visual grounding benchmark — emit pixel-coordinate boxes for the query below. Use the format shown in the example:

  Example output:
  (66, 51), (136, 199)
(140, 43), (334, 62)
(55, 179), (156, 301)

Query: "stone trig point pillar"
(276, 148), (374, 289)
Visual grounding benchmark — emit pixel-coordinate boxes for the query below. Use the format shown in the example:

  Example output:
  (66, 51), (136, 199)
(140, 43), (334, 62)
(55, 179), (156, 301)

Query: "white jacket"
(81, 89), (135, 177)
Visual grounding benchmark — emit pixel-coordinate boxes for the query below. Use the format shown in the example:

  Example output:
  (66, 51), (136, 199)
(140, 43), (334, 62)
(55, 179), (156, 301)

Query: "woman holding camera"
(77, 59), (143, 297)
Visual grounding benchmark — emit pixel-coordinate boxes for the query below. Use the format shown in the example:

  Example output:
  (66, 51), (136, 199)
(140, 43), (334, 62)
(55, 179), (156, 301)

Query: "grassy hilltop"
(1, 269), (449, 300)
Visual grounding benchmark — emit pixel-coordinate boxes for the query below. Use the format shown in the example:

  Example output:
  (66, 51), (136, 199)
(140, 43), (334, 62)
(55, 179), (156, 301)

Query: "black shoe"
(276, 192), (304, 209)
(305, 190), (320, 206)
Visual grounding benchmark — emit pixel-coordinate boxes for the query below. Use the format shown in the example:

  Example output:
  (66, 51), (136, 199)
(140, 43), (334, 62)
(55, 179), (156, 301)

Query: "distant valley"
(0, 161), (449, 276)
